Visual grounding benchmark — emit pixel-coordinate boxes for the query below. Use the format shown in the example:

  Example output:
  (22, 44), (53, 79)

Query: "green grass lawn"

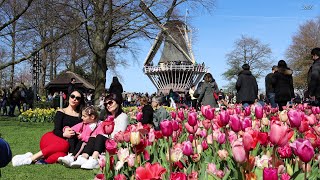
(0, 116), (98, 180)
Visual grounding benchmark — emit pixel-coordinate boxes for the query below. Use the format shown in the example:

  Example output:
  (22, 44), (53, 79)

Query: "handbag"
(213, 92), (219, 100)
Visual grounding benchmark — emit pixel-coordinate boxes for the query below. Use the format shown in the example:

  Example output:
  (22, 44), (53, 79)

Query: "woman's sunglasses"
(104, 100), (114, 106)
(70, 94), (81, 101)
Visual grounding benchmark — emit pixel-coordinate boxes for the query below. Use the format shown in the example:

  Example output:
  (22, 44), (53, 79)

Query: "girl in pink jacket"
(58, 106), (104, 167)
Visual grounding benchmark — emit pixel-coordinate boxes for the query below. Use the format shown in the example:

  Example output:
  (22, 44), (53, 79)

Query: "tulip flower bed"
(94, 104), (320, 180)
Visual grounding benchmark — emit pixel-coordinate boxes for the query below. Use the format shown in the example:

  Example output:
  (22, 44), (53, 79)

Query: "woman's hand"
(63, 127), (75, 138)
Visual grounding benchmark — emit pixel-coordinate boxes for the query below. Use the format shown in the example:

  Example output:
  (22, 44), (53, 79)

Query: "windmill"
(139, 1), (207, 94)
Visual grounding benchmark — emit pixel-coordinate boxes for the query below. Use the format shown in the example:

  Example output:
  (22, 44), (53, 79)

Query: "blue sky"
(106, 0), (320, 94)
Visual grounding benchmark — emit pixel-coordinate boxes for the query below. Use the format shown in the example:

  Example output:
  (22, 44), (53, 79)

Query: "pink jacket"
(70, 121), (104, 142)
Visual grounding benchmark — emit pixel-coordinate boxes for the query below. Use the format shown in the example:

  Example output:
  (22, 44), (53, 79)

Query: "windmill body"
(143, 20), (207, 94)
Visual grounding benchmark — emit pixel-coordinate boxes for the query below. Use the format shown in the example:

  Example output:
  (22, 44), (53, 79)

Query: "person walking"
(198, 73), (219, 108)
(272, 60), (294, 111)
(236, 64), (258, 107)
(265, 65), (278, 108)
(307, 47), (320, 106)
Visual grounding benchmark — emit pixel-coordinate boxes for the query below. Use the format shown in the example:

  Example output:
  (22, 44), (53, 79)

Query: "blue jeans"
(267, 93), (277, 108)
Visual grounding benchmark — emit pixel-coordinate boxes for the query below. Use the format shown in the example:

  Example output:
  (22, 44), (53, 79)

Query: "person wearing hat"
(272, 60), (294, 111)
(236, 63), (258, 107)
(265, 65), (278, 108)
(307, 47), (320, 106)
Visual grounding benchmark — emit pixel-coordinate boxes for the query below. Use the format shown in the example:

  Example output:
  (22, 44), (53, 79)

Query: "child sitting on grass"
(58, 106), (104, 167)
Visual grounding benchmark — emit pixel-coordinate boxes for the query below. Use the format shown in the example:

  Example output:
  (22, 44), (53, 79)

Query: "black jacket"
(265, 73), (275, 94)
(272, 68), (294, 103)
(307, 59), (320, 98)
(236, 70), (258, 103)
(141, 104), (154, 125)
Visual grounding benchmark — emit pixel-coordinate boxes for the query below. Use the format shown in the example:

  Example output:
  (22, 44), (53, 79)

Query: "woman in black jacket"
(272, 60), (294, 111)
(140, 96), (154, 126)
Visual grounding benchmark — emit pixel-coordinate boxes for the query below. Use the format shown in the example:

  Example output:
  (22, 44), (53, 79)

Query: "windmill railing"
(143, 64), (207, 73)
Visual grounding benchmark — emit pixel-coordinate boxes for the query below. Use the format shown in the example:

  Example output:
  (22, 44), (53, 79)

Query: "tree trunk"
(70, 32), (77, 72)
(39, 48), (47, 96)
(10, 21), (16, 88)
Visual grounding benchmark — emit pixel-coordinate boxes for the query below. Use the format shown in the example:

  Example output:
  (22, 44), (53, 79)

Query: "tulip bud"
(244, 106), (251, 116)
(182, 141), (193, 156)
(171, 111), (177, 119)
(263, 167), (278, 180)
(172, 120), (179, 131)
(178, 109), (185, 120)
(255, 106), (263, 119)
(188, 112), (198, 126)
(136, 112), (143, 121)
(202, 140), (208, 151)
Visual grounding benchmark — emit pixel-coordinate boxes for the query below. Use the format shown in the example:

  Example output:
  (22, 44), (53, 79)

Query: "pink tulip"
(188, 112), (198, 126)
(227, 108), (234, 115)
(172, 120), (179, 131)
(102, 118), (115, 135)
(182, 141), (193, 156)
(202, 140), (208, 150)
(217, 132), (226, 144)
(231, 138), (247, 163)
(219, 110), (230, 127)
(241, 117), (252, 131)
(287, 109), (302, 128)
(235, 106), (241, 114)
(207, 163), (217, 175)
(98, 155), (106, 170)
(201, 105), (211, 117)
(281, 173), (291, 180)
(290, 138), (314, 163)
(305, 114), (317, 125)
(94, 174), (105, 180)
(114, 174), (126, 180)
(184, 122), (198, 134)
(160, 120), (173, 137)
(205, 108), (215, 120)
(243, 131), (255, 151)
(263, 167), (278, 180)
(244, 106), (251, 116)
(255, 106), (263, 119)
(228, 130), (237, 144)
(171, 111), (177, 119)
(269, 121), (293, 147)
(298, 119), (309, 133)
(148, 129), (155, 143)
(105, 139), (118, 155)
(136, 112), (143, 121)
(229, 115), (241, 132)
(202, 119), (211, 130)
(178, 109), (185, 120)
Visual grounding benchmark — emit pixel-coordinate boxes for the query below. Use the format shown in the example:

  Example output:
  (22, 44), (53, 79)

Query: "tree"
(223, 35), (273, 86)
(286, 17), (320, 92)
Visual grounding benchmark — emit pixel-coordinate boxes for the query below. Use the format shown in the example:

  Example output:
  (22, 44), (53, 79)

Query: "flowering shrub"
(95, 104), (320, 180)
(19, 108), (56, 123)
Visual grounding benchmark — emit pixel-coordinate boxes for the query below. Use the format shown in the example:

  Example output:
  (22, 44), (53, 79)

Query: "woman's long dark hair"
(66, 89), (85, 117)
(104, 93), (123, 118)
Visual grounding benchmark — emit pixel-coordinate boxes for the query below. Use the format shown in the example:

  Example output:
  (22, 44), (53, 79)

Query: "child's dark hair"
(82, 105), (98, 118)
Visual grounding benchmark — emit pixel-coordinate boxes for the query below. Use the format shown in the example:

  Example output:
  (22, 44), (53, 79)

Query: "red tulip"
(263, 167), (278, 180)
(123, 130), (131, 143)
(135, 162), (166, 180)
(235, 106), (241, 114)
(229, 115), (241, 132)
(231, 138), (247, 163)
(243, 131), (258, 151)
(170, 172), (187, 180)
(244, 106), (251, 116)
(290, 138), (314, 163)
(94, 174), (105, 180)
(202, 140), (209, 150)
(277, 144), (292, 158)
(188, 112), (198, 126)
(182, 141), (193, 156)
(102, 117), (115, 135)
(172, 120), (179, 131)
(114, 174), (126, 180)
(178, 109), (185, 120)
(269, 121), (293, 147)
(105, 139), (117, 155)
(160, 120), (173, 137)
(136, 112), (143, 121)
(188, 134), (194, 142)
(257, 132), (269, 146)
(298, 119), (309, 133)
(171, 111), (177, 119)
(218, 110), (230, 127)
(287, 109), (302, 128)
(255, 106), (263, 119)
